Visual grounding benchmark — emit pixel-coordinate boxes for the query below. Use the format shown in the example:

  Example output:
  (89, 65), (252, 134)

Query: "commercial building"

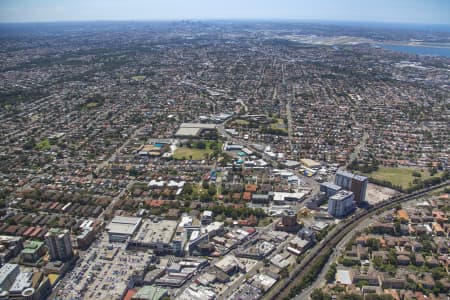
(45, 228), (73, 262)
(175, 123), (217, 138)
(132, 285), (168, 300)
(172, 229), (187, 256)
(328, 190), (355, 218)
(106, 216), (142, 242)
(0, 263), (20, 292)
(214, 255), (243, 276)
(334, 170), (368, 204)
(127, 219), (177, 254)
(290, 237), (312, 251)
(20, 240), (45, 263)
(201, 211), (213, 225)
(0, 236), (23, 264)
(9, 272), (33, 296)
(300, 158), (322, 169)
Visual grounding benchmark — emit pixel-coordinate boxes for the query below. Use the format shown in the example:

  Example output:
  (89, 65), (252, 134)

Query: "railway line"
(269, 180), (450, 300)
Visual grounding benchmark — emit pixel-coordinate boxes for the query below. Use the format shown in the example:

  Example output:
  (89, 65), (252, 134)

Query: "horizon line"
(1, 18), (449, 27)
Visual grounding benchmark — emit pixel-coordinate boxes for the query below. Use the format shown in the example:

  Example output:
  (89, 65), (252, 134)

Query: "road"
(93, 125), (146, 176)
(294, 215), (377, 299)
(97, 180), (135, 220)
(218, 230), (294, 300)
(286, 86), (294, 154)
(345, 130), (369, 169)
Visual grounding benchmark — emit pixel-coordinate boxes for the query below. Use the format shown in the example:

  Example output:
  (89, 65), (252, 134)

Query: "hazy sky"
(0, 0), (449, 24)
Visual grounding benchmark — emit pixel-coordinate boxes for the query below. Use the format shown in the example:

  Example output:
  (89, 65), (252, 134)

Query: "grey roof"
(0, 264), (19, 287)
(336, 170), (367, 182)
(107, 216), (142, 236)
(330, 190), (354, 201)
(321, 182), (341, 190)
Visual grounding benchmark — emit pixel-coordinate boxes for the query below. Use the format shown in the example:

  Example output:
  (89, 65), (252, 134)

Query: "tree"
(388, 249), (397, 266)
(311, 289), (331, 300)
(355, 280), (368, 288)
(208, 183), (217, 196)
(280, 267), (289, 278)
(196, 141), (206, 149)
(325, 263), (337, 282)
(200, 191), (212, 202)
(367, 238), (381, 252)
(182, 183), (193, 195)
(202, 180), (209, 189)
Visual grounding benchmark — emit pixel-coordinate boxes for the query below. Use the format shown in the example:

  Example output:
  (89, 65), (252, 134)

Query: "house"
(242, 192), (252, 202)
(414, 253), (425, 266)
(397, 255), (410, 266)
(372, 251), (388, 263)
(352, 273), (379, 286)
(381, 276), (406, 289)
(372, 222), (395, 235)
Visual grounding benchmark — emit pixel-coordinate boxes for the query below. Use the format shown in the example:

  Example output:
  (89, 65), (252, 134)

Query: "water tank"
(21, 288), (35, 300)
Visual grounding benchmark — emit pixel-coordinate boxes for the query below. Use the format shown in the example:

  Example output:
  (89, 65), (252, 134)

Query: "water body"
(379, 44), (450, 58)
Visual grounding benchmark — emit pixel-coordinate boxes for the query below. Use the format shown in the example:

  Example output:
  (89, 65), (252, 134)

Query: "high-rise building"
(335, 170), (368, 204)
(44, 228), (73, 261)
(328, 190), (355, 218)
(320, 182), (342, 198)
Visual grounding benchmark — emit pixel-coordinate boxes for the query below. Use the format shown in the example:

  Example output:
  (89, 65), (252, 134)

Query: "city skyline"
(1, 0), (449, 25)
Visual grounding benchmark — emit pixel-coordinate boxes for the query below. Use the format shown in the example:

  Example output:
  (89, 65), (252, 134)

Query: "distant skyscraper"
(45, 228), (73, 261)
(335, 170), (368, 204)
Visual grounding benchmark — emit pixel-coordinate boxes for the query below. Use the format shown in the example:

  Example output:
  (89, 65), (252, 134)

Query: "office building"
(44, 228), (73, 261)
(328, 190), (355, 218)
(335, 170), (368, 204)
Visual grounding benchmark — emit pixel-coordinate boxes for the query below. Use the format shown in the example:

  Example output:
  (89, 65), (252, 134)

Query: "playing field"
(234, 119), (249, 125)
(131, 75), (146, 81)
(173, 147), (214, 160)
(363, 166), (439, 189)
(270, 118), (287, 132)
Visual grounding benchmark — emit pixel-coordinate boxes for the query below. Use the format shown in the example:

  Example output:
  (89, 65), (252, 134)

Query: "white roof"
(9, 272), (32, 293)
(180, 123), (216, 129)
(290, 237), (310, 249)
(176, 127), (201, 136)
(0, 264), (19, 286)
(273, 192), (306, 201)
(336, 269), (352, 285)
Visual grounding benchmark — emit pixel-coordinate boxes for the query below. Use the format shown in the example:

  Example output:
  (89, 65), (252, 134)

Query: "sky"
(0, 0), (449, 25)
